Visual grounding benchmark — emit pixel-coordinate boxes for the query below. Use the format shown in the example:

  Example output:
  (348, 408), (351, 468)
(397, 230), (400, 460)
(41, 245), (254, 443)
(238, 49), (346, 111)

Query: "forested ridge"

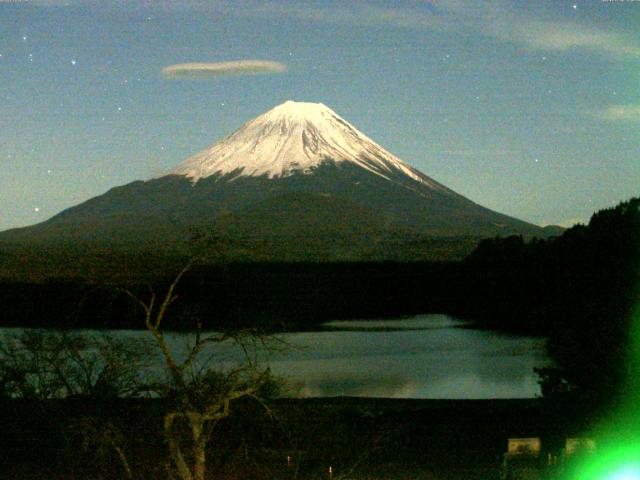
(0, 197), (637, 406)
(460, 197), (640, 407)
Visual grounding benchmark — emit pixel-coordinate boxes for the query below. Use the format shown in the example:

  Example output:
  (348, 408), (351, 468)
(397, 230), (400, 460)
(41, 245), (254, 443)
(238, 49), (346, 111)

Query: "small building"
(507, 438), (541, 456)
(502, 438), (543, 480)
(564, 437), (596, 457)
(501, 436), (597, 480)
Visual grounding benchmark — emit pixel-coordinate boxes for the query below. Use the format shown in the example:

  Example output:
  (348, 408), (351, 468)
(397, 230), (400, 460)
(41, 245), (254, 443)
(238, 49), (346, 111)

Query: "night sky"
(1, 0), (638, 231)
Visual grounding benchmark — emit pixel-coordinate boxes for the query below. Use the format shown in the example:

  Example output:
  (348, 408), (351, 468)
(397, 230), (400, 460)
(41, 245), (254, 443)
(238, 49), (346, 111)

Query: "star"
(117, 106), (122, 112)
(22, 35), (27, 42)
(572, 4), (577, 9)
(33, 207), (40, 213)
(71, 59), (76, 65)
(534, 158), (539, 163)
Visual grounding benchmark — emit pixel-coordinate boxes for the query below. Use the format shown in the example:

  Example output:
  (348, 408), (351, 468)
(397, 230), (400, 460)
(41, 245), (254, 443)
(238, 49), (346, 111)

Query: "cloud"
(227, 0), (640, 60)
(416, 2), (640, 59)
(162, 60), (286, 79)
(27, 1), (640, 60)
(595, 104), (640, 122)
(487, 17), (640, 58)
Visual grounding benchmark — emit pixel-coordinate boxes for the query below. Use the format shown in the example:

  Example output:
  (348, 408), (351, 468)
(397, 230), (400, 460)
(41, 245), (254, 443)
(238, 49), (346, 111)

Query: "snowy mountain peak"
(267, 100), (331, 119)
(168, 100), (449, 192)
(247, 100), (341, 135)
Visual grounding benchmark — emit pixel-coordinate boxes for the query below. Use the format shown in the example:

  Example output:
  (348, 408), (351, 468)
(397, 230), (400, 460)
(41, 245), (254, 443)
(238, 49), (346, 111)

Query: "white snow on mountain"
(168, 101), (450, 193)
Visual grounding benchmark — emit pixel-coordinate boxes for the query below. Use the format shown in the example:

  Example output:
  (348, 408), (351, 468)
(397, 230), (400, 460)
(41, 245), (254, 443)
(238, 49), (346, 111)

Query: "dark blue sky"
(1, 0), (639, 230)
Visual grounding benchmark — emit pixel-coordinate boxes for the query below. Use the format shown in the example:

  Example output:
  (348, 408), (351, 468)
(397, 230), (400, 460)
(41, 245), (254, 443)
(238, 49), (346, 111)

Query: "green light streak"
(607, 465), (640, 480)
(564, 304), (640, 480)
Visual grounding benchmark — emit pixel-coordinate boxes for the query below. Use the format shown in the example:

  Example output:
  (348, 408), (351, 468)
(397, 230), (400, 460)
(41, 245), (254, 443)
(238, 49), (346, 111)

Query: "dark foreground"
(0, 397), (597, 480)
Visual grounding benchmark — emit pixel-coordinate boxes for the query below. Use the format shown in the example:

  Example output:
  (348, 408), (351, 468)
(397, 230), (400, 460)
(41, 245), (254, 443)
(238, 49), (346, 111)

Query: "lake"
(0, 315), (549, 399)
(265, 315), (548, 398)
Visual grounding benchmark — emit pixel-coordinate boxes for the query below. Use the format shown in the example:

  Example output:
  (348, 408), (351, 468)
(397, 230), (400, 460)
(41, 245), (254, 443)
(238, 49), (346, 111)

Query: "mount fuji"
(0, 101), (559, 259)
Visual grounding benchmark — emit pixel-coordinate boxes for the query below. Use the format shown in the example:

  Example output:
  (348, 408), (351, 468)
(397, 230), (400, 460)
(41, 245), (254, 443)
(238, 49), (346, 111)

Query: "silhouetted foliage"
(1, 197), (638, 413)
(0, 267), (284, 480)
(0, 261), (465, 331)
(462, 197), (640, 408)
(0, 330), (152, 400)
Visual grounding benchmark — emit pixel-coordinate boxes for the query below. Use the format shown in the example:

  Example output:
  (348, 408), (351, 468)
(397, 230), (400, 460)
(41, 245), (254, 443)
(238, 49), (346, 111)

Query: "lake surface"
(1, 315), (549, 399)
(264, 315), (549, 398)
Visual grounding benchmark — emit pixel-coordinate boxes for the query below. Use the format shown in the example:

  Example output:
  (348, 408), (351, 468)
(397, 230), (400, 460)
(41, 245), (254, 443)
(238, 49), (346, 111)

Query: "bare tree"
(126, 262), (280, 480)
(71, 415), (135, 480)
(0, 329), (152, 400)
(0, 329), (153, 479)
(0, 248), (283, 480)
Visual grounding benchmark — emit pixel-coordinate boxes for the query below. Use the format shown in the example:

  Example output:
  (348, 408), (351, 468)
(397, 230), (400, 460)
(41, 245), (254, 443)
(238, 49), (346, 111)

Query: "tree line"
(1, 197), (637, 411)
(0, 268), (285, 480)
(460, 197), (640, 409)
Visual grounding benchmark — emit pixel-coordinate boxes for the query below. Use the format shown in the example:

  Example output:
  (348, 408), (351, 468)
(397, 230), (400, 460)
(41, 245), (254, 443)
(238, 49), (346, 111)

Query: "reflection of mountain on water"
(323, 314), (471, 332)
(167, 317), (547, 398)
(298, 375), (411, 398)
(0, 314), (547, 399)
(267, 314), (549, 399)
(476, 341), (547, 358)
(283, 359), (543, 399)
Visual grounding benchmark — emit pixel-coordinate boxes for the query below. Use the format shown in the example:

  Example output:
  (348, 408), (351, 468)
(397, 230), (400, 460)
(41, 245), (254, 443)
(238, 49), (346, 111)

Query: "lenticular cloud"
(162, 60), (286, 79)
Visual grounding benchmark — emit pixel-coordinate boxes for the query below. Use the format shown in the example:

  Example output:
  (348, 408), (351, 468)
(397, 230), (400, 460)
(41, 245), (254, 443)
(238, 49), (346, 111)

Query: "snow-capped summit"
(0, 100), (555, 254)
(169, 100), (448, 193)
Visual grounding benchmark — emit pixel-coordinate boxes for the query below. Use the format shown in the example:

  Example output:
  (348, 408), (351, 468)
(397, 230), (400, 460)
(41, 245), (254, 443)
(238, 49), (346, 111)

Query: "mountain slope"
(169, 100), (451, 192)
(0, 101), (556, 258)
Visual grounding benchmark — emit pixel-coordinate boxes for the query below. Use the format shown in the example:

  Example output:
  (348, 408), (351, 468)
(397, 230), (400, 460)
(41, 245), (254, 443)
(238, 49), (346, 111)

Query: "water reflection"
(323, 314), (470, 331)
(265, 315), (549, 399)
(0, 315), (548, 399)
